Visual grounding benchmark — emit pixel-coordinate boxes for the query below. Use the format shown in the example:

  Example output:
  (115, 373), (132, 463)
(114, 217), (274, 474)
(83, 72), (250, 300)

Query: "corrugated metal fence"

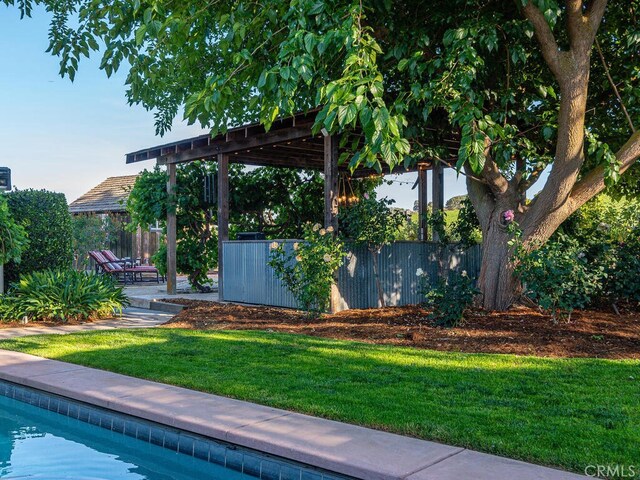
(223, 240), (482, 310)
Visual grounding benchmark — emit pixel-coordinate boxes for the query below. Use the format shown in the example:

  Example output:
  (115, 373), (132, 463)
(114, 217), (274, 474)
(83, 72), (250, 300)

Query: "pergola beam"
(163, 126), (315, 165)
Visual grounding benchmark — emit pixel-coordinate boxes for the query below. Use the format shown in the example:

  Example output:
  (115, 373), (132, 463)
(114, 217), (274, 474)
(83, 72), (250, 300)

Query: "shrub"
(515, 234), (606, 320)
(0, 195), (29, 266)
(606, 229), (640, 307)
(0, 270), (129, 322)
(422, 271), (478, 327)
(5, 189), (73, 284)
(269, 223), (346, 315)
(72, 214), (108, 271)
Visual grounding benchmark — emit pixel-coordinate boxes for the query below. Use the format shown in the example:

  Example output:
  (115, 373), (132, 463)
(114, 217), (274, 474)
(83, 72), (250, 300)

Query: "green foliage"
(230, 168), (324, 239)
(449, 198), (482, 248)
(608, 230), (640, 305)
(128, 164), (217, 291)
(7, 0), (640, 309)
(561, 195), (640, 308)
(269, 224), (346, 315)
(339, 194), (405, 253)
(445, 195), (467, 211)
(514, 195), (640, 316)
(0, 269), (129, 322)
(422, 271), (479, 327)
(515, 234), (606, 320)
(0, 195), (28, 266)
(127, 163), (325, 290)
(71, 214), (108, 271)
(4, 189), (73, 284)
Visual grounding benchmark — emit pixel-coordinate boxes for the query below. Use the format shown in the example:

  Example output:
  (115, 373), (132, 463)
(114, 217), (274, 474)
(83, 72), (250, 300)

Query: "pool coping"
(0, 350), (589, 480)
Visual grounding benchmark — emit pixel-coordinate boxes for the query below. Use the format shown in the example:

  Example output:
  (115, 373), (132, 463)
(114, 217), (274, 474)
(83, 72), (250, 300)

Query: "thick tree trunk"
(466, 0), (640, 311)
(476, 213), (520, 311)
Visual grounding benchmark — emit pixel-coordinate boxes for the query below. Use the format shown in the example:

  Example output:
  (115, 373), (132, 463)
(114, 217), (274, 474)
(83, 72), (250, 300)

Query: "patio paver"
(0, 350), (590, 480)
(0, 307), (172, 339)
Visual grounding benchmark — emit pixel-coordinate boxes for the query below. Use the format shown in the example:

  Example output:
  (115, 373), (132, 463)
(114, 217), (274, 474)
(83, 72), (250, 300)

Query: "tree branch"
(586, 0), (608, 38)
(464, 164), (494, 233)
(595, 38), (635, 133)
(481, 135), (510, 197)
(566, 0), (587, 51)
(521, 1), (563, 80)
(569, 131), (640, 209)
(567, 0), (607, 53)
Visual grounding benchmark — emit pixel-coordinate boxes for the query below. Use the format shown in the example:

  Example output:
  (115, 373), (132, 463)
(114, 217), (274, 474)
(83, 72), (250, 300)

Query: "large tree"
(6, 0), (640, 309)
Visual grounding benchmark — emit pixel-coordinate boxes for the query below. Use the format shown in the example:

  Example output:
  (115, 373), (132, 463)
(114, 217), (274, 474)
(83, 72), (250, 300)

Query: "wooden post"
(217, 153), (230, 301)
(323, 134), (339, 231)
(418, 164), (429, 241)
(166, 163), (177, 295)
(0, 264), (4, 294)
(323, 133), (340, 312)
(432, 160), (445, 241)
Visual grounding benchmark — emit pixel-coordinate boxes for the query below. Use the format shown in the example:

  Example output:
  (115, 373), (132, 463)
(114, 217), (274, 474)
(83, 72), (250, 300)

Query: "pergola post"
(323, 134), (339, 230)
(323, 133), (340, 312)
(431, 160), (445, 241)
(166, 163), (177, 295)
(217, 153), (230, 300)
(418, 163), (429, 241)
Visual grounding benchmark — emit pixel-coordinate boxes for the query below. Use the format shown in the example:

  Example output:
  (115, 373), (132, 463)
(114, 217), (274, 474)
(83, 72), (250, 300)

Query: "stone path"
(0, 308), (173, 340)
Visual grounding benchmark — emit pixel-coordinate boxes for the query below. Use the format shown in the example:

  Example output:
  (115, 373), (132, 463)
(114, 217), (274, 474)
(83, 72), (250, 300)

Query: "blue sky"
(0, 5), (468, 209)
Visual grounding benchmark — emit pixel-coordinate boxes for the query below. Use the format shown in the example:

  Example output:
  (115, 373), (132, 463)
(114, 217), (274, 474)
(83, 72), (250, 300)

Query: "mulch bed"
(160, 299), (640, 359)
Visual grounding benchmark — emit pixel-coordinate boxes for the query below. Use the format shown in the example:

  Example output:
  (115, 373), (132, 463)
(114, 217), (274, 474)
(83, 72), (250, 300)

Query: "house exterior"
(69, 175), (161, 269)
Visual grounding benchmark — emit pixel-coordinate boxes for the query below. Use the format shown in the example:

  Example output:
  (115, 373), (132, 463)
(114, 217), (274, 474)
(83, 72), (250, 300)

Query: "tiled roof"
(69, 175), (139, 214)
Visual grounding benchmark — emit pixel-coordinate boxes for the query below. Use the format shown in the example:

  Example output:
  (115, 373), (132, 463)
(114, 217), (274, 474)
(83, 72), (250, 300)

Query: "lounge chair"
(89, 250), (164, 284)
(89, 250), (133, 284)
(101, 250), (164, 284)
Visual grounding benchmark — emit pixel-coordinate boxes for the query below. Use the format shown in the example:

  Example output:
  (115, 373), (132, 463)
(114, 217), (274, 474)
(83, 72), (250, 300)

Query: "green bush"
(421, 271), (478, 327)
(269, 223), (346, 315)
(0, 195), (29, 266)
(606, 229), (640, 306)
(5, 189), (73, 284)
(0, 270), (129, 322)
(515, 234), (606, 320)
(511, 194), (640, 316)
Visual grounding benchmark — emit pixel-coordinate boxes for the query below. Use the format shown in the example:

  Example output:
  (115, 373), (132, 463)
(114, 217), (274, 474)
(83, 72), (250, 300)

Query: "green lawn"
(1, 329), (637, 476)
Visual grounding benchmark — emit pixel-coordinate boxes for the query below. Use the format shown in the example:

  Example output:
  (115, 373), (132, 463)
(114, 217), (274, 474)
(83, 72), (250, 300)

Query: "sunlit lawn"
(0, 329), (637, 476)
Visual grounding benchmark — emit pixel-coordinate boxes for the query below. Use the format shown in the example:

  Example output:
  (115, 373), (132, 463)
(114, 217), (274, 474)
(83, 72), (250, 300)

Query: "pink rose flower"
(503, 210), (515, 223)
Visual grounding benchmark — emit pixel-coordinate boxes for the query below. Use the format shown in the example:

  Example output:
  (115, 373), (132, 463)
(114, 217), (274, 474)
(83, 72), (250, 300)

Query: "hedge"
(5, 189), (73, 284)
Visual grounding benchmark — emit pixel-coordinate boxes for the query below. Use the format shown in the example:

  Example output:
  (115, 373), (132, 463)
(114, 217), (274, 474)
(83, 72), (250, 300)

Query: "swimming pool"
(0, 381), (345, 480)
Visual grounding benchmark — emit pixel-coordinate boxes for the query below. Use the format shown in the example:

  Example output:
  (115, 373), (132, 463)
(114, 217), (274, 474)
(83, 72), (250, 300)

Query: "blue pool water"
(0, 393), (251, 479)
(0, 384), (341, 480)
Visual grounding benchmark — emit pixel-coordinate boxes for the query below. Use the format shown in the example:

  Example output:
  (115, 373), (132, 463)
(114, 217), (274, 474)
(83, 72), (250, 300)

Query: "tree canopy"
(5, 0), (640, 309)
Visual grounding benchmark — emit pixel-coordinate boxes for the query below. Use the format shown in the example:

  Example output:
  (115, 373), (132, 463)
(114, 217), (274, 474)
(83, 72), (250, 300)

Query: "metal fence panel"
(223, 241), (298, 308)
(223, 241), (482, 310)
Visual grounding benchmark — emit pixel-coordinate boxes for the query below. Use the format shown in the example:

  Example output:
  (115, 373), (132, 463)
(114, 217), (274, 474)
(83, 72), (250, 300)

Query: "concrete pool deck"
(0, 350), (589, 480)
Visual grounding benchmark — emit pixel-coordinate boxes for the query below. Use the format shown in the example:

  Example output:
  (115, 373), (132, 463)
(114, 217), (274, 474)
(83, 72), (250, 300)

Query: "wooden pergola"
(126, 110), (447, 296)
